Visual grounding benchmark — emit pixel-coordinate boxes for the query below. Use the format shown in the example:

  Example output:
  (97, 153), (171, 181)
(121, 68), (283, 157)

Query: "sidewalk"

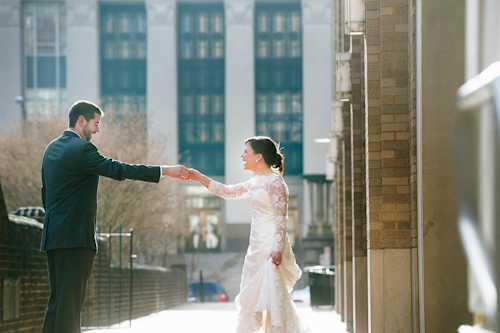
(85, 301), (347, 333)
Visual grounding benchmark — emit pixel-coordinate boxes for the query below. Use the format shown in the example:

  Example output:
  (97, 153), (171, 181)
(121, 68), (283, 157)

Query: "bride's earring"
(255, 159), (259, 163)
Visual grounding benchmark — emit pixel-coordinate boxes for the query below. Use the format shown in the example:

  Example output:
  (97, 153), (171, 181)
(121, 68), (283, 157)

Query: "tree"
(0, 111), (190, 266)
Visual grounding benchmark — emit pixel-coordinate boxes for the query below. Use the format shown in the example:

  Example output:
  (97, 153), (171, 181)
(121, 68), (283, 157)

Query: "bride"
(189, 136), (309, 333)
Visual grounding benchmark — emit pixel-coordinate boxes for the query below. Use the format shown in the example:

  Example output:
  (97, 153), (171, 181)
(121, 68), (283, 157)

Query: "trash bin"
(305, 265), (335, 307)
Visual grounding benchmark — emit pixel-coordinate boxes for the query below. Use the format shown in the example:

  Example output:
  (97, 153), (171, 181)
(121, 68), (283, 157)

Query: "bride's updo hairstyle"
(245, 136), (284, 175)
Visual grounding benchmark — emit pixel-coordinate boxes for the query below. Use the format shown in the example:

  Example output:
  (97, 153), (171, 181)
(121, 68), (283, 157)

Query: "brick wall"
(0, 179), (48, 333)
(366, 0), (412, 251)
(0, 182), (186, 333)
(81, 256), (187, 329)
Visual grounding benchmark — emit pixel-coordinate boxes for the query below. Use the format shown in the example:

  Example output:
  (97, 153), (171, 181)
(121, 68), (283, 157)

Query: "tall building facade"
(0, 0), (333, 264)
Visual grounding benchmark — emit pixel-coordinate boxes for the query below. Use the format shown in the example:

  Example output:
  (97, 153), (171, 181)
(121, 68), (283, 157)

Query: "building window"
(255, 2), (303, 175)
(100, 4), (147, 114)
(23, 2), (66, 114)
(187, 194), (222, 252)
(178, 3), (225, 176)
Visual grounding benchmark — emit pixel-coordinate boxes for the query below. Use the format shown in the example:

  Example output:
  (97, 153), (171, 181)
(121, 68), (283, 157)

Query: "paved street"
(85, 301), (346, 333)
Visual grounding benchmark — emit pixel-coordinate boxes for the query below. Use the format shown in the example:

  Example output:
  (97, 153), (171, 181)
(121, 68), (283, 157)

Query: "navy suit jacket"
(40, 130), (161, 251)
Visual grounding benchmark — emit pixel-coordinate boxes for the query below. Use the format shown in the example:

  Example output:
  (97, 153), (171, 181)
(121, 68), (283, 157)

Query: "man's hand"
(270, 251), (282, 266)
(162, 165), (189, 180)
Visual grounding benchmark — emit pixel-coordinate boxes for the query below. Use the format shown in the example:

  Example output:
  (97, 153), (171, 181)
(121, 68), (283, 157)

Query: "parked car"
(188, 280), (228, 303)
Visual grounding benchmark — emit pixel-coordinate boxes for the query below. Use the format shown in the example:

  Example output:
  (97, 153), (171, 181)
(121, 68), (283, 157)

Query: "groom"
(40, 100), (189, 333)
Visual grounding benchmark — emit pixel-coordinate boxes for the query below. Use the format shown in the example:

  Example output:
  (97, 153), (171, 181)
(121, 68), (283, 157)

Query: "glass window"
(100, 4), (147, 115)
(178, 3), (225, 176)
(255, 2), (303, 175)
(23, 2), (67, 115)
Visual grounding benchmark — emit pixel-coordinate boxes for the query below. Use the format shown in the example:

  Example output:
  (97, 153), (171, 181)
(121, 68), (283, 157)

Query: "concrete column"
(66, 0), (99, 109)
(224, 0), (255, 226)
(0, 0), (23, 131)
(146, 0), (178, 160)
(302, 0), (332, 175)
(418, 0), (471, 331)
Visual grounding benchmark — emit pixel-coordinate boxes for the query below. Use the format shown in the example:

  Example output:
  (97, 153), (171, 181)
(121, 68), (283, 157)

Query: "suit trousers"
(41, 248), (96, 333)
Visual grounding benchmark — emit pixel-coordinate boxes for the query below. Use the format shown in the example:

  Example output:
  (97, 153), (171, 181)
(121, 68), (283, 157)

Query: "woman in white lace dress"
(189, 136), (309, 333)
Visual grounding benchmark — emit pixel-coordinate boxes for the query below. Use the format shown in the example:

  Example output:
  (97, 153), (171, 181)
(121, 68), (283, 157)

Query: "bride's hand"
(270, 251), (282, 266)
(188, 168), (201, 181)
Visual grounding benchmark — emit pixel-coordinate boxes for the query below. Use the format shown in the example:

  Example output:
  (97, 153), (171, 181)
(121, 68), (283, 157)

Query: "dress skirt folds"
(208, 174), (310, 333)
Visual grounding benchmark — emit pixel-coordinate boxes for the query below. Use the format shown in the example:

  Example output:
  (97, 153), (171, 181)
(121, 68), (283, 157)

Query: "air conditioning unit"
(345, 0), (365, 35)
(336, 53), (351, 101)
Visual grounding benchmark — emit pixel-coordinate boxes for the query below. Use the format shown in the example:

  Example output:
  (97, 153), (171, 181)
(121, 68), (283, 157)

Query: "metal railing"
(82, 227), (135, 330)
(457, 62), (500, 332)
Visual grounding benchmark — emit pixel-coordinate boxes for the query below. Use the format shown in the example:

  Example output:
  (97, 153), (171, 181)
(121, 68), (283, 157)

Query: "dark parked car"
(188, 280), (228, 303)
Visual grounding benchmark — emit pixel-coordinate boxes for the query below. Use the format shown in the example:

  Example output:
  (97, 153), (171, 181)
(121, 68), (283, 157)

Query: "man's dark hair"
(68, 100), (104, 127)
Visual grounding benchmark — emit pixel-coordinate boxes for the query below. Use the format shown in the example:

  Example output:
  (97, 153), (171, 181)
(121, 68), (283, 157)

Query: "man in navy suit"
(40, 100), (189, 333)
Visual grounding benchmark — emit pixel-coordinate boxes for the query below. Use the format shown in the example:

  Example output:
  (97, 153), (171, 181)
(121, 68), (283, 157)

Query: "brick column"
(365, 0), (412, 331)
(351, 35), (368, 333)
(335, 140), (345, 321)
(342, 103), (353, 331)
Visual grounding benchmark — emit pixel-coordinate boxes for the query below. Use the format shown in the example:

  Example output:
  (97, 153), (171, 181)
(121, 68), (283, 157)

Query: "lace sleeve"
(269, 178), (288, 253)
(208, 178), (252, 199)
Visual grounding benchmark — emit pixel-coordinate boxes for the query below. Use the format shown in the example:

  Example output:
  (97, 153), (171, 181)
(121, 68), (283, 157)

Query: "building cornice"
(302, 0), (332, 26)
(146, 0), (176, 27)
(67, 0), (98, 27)
(225, 0), (254, 27)
(0, 0), (21, 28)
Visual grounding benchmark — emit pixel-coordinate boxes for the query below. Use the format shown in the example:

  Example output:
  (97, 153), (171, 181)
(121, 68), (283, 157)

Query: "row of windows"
(103, 40), (147, 59)
(22, 2), (303, 176)
(257, 11), (301, 34)
(180, 12), (224, 35)
(180, 94), (224, 116)
(178, 4), (226, 175)
(256, 65), (302, 90)
(255, 2), (303, 175)
(102, 12), (147, 35)
(180, 122), (225, 144)
(256, 92), (302, 115)
(179, 66), (224, 90)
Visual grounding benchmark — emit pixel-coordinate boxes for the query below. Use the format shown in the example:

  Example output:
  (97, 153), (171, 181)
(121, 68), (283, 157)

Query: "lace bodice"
(208, 173), (288, 252)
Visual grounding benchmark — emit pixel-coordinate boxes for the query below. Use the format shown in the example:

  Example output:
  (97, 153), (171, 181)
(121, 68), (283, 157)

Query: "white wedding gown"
(208, 173), (310, 333)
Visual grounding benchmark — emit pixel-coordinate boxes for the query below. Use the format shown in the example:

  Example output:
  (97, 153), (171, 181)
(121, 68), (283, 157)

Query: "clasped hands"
(161, 165), (191, 180)
(161, 165), (204, 182)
